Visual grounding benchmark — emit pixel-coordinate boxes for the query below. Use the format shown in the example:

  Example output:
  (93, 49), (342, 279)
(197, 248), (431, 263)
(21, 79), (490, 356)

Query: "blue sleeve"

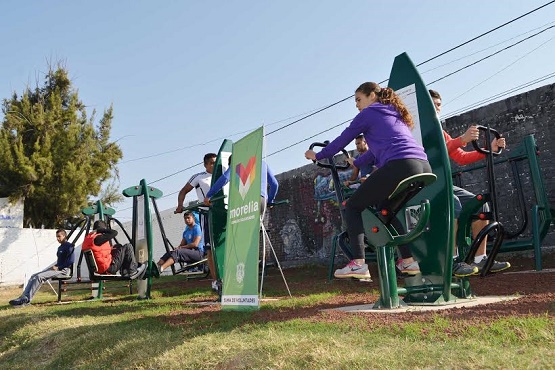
(353, 150), (376, 169)
(267, 165), (279, 204)
(206, 168), (231, 199)
(315, 112), (366, 160)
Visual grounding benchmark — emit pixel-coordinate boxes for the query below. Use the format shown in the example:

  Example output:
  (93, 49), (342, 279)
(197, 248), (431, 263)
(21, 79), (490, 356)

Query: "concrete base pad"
(329, 295), (522, 313)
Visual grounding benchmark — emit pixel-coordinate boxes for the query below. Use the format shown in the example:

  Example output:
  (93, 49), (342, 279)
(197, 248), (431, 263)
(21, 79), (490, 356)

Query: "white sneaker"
(396, 259), (421, 276)
(211, 280), (219, 292)
(334, 260), (371, 279)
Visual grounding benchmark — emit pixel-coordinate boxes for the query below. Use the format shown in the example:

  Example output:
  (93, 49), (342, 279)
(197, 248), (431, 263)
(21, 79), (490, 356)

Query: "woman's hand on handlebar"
(203, 197), (211, 207)
(305, 150), (317, 161)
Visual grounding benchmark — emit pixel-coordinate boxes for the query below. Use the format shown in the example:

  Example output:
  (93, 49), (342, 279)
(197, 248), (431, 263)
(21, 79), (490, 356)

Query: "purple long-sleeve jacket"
(315, 103), (427, 169)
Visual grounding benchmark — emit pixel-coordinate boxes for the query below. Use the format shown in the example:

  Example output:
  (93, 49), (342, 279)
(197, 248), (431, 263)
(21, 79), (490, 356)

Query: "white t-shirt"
(187, 171), (212, 202)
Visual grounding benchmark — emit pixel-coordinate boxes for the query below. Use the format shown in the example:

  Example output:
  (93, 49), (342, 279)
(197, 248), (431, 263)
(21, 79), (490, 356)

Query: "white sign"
(396, 84), (423, 147)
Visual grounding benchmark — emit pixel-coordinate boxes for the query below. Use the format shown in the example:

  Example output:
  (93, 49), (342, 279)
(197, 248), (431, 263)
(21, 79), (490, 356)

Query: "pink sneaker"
(396, 259), (420, 276)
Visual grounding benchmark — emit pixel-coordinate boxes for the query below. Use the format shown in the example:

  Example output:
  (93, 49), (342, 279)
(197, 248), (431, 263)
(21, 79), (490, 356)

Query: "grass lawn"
(0, 265), (553, 369)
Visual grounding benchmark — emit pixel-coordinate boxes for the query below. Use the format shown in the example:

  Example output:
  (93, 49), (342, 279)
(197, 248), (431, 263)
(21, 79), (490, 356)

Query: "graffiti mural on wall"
(273, 165), (359, 261)
(311, 169), (355, 257)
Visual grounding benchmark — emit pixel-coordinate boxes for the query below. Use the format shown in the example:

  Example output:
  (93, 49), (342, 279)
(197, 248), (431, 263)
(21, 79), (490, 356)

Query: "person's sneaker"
(211, 280), (219, 292)
(396, 259), (421, 276)
(130, 264), (147, 280)
(9, 296), (29, 306)
(334, 260), (371, 279)
(472, 257), (511, 273)
(453, 260), (478, 277)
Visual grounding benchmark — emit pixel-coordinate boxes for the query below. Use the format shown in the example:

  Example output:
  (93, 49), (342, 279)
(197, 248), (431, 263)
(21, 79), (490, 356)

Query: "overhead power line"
(416, 0), (555, 66)
(428, 25), (555, 85)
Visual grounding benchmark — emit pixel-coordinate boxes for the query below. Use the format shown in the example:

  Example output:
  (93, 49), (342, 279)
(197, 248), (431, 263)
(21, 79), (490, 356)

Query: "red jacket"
(443, 130), (485, 166)
(82, 232), (112, 274)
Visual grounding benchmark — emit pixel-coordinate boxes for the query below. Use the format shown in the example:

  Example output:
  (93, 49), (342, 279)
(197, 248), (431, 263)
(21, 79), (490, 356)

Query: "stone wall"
(267, 83), (555, 267)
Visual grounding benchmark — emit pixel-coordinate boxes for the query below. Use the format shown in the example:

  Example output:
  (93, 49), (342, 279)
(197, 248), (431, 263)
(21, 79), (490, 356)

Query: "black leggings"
(345, 158), (432, 260)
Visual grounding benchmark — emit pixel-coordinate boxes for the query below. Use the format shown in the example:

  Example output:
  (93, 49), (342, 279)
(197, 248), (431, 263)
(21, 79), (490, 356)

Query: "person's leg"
(106, 244), (125, 274)
(11, 268), (65, 304)
(179, 248), (204, 263)
(120, 243), (139, 274)
(160, 257), (175, 271)
(201, 213), (217, 281)
(339, 159), (430, 278)
(202, 212), (220, 292)
(452, 186), (480, 276)
(157, 252), (172, 268)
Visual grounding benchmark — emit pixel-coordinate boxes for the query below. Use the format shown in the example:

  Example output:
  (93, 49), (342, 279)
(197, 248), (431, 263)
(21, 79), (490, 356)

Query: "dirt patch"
(164, 251), (555, 327)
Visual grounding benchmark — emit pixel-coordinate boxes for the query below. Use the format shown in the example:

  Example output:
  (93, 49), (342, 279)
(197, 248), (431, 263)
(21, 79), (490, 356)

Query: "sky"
(1, 1), (555, 221)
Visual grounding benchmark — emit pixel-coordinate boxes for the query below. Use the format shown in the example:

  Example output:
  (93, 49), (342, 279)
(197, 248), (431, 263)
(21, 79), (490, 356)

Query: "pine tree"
(0, 64), (123, 228)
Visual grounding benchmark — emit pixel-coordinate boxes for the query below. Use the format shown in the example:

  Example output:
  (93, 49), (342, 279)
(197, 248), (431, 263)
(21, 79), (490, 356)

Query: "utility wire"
(443, 35), (555, 106)
(420, 21), (555, 75)
(428, 25), (555, 85)
(416, 0), (555, 67)
(443, 71), (555, 118)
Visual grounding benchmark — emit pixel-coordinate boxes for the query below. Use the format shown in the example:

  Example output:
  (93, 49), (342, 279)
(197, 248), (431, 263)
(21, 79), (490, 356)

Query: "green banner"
(221, 126), (263, 310)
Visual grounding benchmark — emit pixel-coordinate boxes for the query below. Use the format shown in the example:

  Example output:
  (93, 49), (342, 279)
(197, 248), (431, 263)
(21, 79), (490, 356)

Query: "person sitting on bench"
(156, 211), (205, 273)
(429, 89), (510, 276)
(82, 220), (145, 279)
(305, 82), (432, 279)
(9, 229), (75, 306)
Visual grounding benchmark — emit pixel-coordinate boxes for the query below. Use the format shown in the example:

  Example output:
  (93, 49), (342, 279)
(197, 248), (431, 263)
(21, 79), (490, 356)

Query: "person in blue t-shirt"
(9, 229), (75, 306)
(156, 211), (204, 273)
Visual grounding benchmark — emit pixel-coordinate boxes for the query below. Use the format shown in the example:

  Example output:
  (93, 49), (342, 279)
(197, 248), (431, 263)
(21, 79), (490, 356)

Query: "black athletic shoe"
(130, 264), (147, 280)
(9, 296), (29, 306)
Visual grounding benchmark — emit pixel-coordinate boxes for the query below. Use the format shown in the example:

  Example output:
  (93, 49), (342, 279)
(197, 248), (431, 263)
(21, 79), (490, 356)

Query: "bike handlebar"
(471, 125), (503, 156)
(309, 141), (351, 170)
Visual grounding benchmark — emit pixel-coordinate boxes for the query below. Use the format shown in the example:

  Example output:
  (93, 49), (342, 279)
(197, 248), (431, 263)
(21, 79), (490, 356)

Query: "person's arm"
(205, 169), (231, 201)
(185, 235), (202, 249)
(347, 166), (360, 183)
(176, 183), (194, 213)
(93, 229), (118, 246)
(266, 165), (278, 204)
(310, 111), (367, 161)
(444, 129), (485, 165)
(353, 150), (376, 170)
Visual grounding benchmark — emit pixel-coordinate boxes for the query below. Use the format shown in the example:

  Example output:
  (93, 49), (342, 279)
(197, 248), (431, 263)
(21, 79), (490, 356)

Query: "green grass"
(0, 267), (553, 369)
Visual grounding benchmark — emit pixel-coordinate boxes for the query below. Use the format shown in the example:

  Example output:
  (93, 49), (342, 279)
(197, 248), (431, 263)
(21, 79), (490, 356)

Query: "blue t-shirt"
(183, 224), (204, 254)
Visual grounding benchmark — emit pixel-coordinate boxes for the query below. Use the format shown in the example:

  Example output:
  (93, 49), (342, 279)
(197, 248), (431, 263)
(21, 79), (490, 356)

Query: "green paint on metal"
(384, 52), (456, 305)
(209, 139), (233, 281)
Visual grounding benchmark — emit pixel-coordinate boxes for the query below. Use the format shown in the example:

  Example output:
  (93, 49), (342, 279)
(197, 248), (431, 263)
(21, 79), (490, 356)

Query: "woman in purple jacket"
(305, 82), (432, 279)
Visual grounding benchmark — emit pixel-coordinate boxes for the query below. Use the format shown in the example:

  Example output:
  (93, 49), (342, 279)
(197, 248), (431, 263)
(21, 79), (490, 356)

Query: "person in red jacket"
(82, 220), (145, 279)
(430, 89), (510, 276)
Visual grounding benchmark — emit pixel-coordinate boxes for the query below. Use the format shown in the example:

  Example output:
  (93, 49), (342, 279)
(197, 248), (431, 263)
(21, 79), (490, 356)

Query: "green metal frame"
(122, 179), (163, 299)
(454, 134), (554, 271)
